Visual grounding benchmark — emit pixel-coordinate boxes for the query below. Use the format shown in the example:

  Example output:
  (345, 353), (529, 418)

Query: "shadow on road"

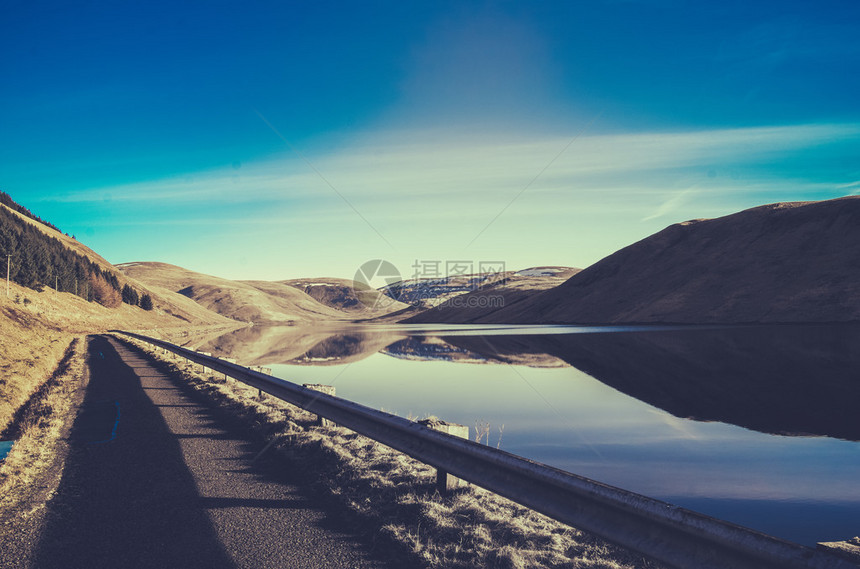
(33, 336), (238, 569)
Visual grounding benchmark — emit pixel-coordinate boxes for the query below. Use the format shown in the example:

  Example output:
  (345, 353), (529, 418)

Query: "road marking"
(87, 401), (121, 445)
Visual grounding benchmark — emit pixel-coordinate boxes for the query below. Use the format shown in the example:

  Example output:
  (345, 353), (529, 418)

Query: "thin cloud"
(641, 186), (699, 222)
(53, 122), (859, 208)
(834, 180), (860, 195)
(54, 121), (860, 279)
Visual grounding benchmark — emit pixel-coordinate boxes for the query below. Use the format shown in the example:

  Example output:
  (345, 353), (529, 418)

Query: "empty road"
(27, 335), (391, 569)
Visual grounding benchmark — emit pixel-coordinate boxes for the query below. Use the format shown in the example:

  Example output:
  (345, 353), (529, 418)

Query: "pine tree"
(140, 294), (153, 311)
(121, 284), (140, 306)
(1, 193), (138, 308)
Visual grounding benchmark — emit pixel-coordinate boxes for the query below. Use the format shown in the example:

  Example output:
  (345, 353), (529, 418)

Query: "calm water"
(193, 323), (860, 546)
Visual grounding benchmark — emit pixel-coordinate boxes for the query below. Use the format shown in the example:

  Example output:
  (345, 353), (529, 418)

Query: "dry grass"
(0, 290), (75, 434)
(0, 336), (87, 519)
(0, 280), (237, 433)
(119, 261), (359, 324)
(122, 336), (662, 569)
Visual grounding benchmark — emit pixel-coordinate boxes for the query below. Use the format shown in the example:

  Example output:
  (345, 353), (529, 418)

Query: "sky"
(2, 0), (859, 281)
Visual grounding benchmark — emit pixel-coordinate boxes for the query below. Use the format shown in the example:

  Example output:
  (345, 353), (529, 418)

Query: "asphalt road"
(30, 335), (391, 569)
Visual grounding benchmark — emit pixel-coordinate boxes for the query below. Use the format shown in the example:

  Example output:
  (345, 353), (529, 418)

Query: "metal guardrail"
(115, 331), (856, 569)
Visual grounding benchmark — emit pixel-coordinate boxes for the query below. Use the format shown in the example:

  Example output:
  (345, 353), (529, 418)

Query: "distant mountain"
(389, 266), (580, 317)
(280, 277), (410, 313)
(400, 266), (579, 323)
(411, 197), (860, 324)
(119, 263), (407, 325)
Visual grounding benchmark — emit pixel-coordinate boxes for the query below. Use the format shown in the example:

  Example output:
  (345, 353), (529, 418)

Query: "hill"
(402, 266), (580, 323)
(0, 202), (234, 327)
(0, 197), (233, 434)
(380, 267), (579, 310)
(279, 277), (410, 313)
(412, 197), (860, 324)
(119, 263), (406, 324)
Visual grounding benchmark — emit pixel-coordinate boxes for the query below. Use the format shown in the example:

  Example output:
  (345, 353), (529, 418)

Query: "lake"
(189, 323), (860, 546)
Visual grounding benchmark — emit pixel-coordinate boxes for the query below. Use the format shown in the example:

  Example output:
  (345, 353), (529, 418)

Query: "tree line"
(1, 197), (152, 310)
(0, 191), (63, 234)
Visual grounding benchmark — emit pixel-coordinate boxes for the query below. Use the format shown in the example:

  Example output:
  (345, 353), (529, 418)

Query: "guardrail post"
(303, 384), (336, 427)
(220, 357), (238, 382)
(198, 351), (212, 374)
(419, 419), (470, 494)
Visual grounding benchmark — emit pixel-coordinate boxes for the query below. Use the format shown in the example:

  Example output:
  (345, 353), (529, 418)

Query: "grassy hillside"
(0, 202), (234, 327)
(119, 262), (355, 324)
(281, 277), (410, 313)
(0, 278), (226, 433)
(0, 204), (132, 307)
(121, 262), (409, 324)
(416, 197), (860, 325)
(0, 195), (233, 433)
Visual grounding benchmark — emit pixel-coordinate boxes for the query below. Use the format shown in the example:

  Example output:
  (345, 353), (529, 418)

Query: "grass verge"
(119, 335), (663, 569)
(0, 336), (87, 520)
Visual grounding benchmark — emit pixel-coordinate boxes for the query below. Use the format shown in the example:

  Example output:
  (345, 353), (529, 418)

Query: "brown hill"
(0, 205), (232, 433)
(1, 203), (234, 327)
(415, 197), (860, 324)
(118, 262), (351, 324)
(120, 263), (406, 324)
(277, 278), (410, 314)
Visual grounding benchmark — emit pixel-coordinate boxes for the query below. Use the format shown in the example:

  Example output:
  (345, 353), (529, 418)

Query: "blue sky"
(2, 1), (859, 280)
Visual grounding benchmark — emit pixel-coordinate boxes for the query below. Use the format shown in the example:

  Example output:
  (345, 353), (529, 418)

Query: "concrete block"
(419, 418), (469, 493)
(303, 384), (336, 427)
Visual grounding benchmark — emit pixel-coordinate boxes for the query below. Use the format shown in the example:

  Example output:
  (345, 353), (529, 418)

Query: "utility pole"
(55, 275), (58, 291)
(5, 255), (10, 298)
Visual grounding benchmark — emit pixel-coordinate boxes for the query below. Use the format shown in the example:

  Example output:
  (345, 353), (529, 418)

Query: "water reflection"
(188, 325), (404, 366)
(192, 323), (860, 441)
(189, 323), (860, 544)
(445, 324), (860, 441)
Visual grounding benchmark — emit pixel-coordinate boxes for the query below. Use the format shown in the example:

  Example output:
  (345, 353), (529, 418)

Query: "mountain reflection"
(188, 325), (405, 366)
(195, 323), (860, 441)
(444, 324), (860, 441)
